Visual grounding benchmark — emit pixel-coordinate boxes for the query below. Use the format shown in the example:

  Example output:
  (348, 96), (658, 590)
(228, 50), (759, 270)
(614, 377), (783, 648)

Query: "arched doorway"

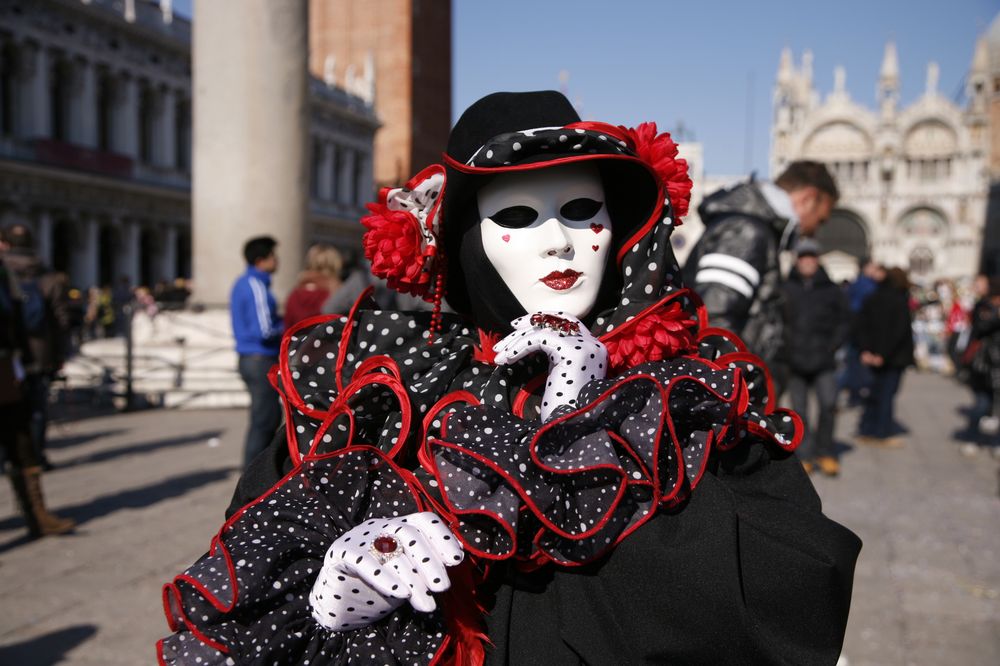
(898, 207), (948, 279)
(176, 230), (191, 279)
(52, 218), (77, 279)
(139, 227), (159, 288)
(98, 224), (120, 287)
(815, 209), (869, 260)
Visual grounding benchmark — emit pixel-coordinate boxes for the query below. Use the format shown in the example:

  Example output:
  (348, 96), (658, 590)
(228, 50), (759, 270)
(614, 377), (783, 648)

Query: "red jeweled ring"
(370, 535), (403, 564)
(530, 313), (581, 336)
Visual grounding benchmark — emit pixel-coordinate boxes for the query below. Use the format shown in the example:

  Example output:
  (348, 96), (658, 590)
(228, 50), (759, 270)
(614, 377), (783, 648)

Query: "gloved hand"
(493, 311), (608, 421)
(309, 512), (464, 632)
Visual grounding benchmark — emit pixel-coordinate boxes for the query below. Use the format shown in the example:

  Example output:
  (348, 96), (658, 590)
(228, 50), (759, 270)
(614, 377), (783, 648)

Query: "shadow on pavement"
(0, 467), (236, 547)
(57, 430), (224, 468)
(60, 466), (236, 525)
(45, 429), (130, 451)
(0, 624), (98, 664)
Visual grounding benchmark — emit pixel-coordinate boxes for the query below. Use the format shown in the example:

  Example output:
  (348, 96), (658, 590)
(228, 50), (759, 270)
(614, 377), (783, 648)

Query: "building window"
(309, 137), (321, 198)
(49, 56), (72, 142)
(174, 97), (190, 171)
(0, 43), (17, 136)
(352, 152), (363, 205)
(138, 84), (155, 163)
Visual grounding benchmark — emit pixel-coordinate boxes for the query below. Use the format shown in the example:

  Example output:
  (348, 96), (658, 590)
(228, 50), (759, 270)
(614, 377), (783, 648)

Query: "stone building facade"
(771, 41), (991, 283)
(0, 0), (377, 291)
(309, 0), (451, 189)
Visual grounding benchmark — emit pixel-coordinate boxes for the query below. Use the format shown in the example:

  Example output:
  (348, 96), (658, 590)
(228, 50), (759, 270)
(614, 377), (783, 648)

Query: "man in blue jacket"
(230, 236), (284, 467)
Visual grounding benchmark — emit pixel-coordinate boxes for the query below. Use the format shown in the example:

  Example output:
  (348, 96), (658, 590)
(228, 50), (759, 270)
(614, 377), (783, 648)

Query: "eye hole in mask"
(560, 198), (604, 222)
(489, 205), (539, 229)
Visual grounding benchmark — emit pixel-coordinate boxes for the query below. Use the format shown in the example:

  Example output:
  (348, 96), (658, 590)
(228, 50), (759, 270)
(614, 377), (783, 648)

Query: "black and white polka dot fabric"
(463, 127), (630, 168)
(160, 448), (448, 665)
(425, 350), (797, 565)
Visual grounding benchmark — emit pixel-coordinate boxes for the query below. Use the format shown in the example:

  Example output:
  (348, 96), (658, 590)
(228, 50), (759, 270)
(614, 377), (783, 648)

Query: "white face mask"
(478, 162), (612, 319)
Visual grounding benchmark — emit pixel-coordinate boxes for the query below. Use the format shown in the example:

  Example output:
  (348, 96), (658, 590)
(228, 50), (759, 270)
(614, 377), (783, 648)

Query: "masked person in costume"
(158, 92), (860, 665)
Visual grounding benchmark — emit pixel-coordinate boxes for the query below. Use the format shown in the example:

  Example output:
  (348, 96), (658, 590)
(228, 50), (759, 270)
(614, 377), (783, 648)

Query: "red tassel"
(437, 559), (489, 665)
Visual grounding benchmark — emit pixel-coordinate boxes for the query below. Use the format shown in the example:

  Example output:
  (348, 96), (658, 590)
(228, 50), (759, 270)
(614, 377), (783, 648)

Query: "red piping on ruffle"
(423, 365), (746, 566)
(158, 446), (432, 662)
(273, 287), (416, 464)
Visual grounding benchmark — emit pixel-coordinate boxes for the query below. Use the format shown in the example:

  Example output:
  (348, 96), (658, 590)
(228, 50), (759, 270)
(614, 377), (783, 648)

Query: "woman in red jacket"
(284, 244), (343, 328)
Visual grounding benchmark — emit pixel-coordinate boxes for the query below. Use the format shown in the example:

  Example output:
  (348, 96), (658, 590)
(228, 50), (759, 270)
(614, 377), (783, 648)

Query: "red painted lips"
(540, 269), (582, 290)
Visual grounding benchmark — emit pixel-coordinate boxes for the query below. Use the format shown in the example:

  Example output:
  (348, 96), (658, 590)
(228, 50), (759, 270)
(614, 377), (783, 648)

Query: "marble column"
(157, 87), (176, 168)
(357, 152), (374, 206)
(75, 217), (100, 289)
(113, 74), (139, 158)
(20, 42), (50, 139)
(163, 224), (178, 281)
(317, 139), (334, 201)
(193, 0), (307, 305)
(36, 210), (53, 267)
(118, 219), (141, 285)
(73, 57), (98, 147)
(337, 148), (355, 206)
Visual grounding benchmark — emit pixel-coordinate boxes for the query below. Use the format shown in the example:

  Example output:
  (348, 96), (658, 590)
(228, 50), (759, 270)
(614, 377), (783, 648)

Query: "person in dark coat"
(856, 267), (915, 446)
(784, 239), (850, 476)
(0, 231), (75, 539)
(0, 223), (70, 470)
(159, 91), (860, 666)
(683, 161), (838, 391)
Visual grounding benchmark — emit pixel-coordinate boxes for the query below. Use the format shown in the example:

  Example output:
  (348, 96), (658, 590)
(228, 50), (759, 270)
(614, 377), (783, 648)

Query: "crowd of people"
(0, 222), (195, 543)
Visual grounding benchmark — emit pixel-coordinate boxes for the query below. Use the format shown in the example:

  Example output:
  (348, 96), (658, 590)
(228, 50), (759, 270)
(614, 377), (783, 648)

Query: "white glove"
(309, 512), (464, 632)
(493, 311), (608, 421)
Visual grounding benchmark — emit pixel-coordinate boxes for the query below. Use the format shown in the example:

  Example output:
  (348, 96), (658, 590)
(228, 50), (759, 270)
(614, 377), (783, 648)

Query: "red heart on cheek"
(590, 223), (604, 234)
(502, 234), (511, 243)
(592, 245), (599, 252)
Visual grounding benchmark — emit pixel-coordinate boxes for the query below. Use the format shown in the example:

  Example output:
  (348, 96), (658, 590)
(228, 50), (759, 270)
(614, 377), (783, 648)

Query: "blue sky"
(173, 0), (995, 175)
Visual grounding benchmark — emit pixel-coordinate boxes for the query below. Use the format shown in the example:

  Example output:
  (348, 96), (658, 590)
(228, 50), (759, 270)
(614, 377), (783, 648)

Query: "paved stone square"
(0, 372), (997, 665)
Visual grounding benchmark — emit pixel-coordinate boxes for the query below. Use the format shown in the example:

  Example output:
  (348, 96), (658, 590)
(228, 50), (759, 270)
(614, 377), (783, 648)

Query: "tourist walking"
(230, 236), (284, 467)
(784, 239), (850, 476)
(856, 267), (915, 447)
(839, 258), (883, 405)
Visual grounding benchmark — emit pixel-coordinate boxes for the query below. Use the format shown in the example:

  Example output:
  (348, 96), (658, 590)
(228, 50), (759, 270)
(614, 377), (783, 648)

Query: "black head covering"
(441, 91), (658, 334)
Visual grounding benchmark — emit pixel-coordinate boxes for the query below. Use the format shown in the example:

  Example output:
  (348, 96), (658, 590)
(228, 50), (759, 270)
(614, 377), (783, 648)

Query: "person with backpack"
(0, 227), (75, 539)
(0, 224), (70, 470)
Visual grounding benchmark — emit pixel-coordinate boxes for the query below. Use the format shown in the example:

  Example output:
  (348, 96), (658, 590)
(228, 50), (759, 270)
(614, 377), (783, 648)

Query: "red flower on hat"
(620, 122), (692, 221)
(604, 301), (697, 373)
(361, 203), (435, 297)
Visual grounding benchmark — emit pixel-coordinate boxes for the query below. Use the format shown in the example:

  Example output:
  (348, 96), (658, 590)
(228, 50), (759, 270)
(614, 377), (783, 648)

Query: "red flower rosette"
(361, 203), (436, 297)
(619, 122), (693, 221)
(603, 301), (697, 373)
(360, 165), (446, 300)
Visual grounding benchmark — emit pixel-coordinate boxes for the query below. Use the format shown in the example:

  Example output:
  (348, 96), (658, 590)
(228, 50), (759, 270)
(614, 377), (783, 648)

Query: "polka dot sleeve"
(158, 448), (450, 665)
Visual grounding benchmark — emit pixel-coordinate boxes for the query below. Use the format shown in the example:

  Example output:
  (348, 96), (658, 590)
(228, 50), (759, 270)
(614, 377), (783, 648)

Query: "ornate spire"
(880, 41), (899, 84)
(777, 47), (793, 84)
(878, 41), (899, 120)
(832, 65), (848, 100)
(925, 61), (939, 96)
(971, 35), (988, 74)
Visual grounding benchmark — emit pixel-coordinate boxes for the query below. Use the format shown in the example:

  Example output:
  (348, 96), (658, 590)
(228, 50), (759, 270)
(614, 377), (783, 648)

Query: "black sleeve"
(690, 217), (771, 334)
(225, 426), (293, 519)
(831, 289), (852, 352)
